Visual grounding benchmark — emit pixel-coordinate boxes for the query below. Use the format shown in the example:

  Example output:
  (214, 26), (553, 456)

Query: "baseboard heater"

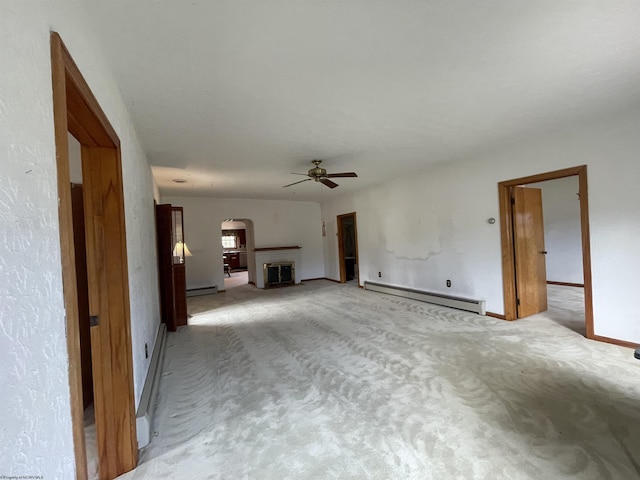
(364, 281), (486, 315)
(187, 285), (218, 297)
(136, 322), (167, 449)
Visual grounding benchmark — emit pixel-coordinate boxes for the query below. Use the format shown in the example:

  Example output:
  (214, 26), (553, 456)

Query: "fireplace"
(264, 262), (295, 288)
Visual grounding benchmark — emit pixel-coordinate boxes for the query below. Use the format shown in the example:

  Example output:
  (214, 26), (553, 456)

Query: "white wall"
(162, 196), (325, 290)
(0, 3), (160, 477)
(529, 177), (583, 284)
(322, 107), (640, 344)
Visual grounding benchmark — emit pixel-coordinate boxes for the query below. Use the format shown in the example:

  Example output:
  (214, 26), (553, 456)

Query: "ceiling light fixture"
(172, 178), (187, 183)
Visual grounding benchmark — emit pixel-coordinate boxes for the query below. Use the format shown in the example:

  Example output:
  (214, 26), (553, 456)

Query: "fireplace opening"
(264, 262), (295, 288)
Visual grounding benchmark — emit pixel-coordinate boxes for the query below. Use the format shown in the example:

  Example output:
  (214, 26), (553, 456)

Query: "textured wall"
(0, 2), (161, 476)
(0, 3), (75, 477)
(322, 107), (640, 343)
(162, 196), (325, 291)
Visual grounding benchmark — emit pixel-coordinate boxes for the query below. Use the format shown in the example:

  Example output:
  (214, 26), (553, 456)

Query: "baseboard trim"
(547, 281), (584, 288)
(324, 278), (341, 284)
(301, 277), (325, 282)
(136, 323), (167, 448)
(218, 289), (226, 293)
(591, 334), (639, 349)
(486, 311), (506, 320)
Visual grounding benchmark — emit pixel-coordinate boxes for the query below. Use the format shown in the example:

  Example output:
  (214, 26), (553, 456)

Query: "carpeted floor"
(118, 280), (640, 479)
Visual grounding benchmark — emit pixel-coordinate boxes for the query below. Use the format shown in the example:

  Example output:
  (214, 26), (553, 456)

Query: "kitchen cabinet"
(226, 252), (240, 270)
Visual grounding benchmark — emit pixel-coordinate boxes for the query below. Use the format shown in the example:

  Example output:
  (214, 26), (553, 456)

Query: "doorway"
(498, 165), (594, 339)
(337, 212), (359, 285)
(52, 33), (137, 479)
(221, 219), (255, 290)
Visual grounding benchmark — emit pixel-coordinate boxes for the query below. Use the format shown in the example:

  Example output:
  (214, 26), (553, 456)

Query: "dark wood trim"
(591, 335), (639, 349)
(301, 277), (326, 282)
(253, 246), (301, 251)
(498, 166), (595, 343)
(486, 311), (507, 320)
(218, 289), (227, 293)
(547, 281), (584, 288)
(324, 277), (342, 284)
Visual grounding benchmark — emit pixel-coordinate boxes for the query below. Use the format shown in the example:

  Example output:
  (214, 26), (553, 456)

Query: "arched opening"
(220, 219), (256, 290)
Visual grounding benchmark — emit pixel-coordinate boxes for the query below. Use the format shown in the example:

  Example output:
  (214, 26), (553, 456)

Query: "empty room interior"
(3, 2), (640, 479)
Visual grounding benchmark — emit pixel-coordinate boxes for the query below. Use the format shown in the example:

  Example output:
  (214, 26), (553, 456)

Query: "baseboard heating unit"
(187, 285), (218, 297)
(364, 281), (486, 315)
(136, 323), (167, 448)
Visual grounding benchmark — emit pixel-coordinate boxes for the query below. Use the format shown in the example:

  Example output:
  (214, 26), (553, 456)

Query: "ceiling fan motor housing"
(309, 166), (327, 178)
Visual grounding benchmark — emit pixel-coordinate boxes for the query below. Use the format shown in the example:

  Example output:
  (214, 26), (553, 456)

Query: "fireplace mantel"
(253, 246), (301, 252)
(253, 247), (302, 288)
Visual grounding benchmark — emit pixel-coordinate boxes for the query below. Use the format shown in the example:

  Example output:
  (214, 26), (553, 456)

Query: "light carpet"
(118, 280), (640, 479)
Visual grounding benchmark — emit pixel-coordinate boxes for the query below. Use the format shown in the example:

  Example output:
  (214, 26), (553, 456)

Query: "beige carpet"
(118, 280), (640, 479)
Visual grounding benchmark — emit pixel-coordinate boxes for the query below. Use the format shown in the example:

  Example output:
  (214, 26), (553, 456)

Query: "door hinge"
(90, 315), (99, 327)
(516, 298), (520, 306)
(511, 197), (515, 205)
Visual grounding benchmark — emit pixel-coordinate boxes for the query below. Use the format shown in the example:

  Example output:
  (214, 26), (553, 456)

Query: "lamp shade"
(173, 241), (193, 258)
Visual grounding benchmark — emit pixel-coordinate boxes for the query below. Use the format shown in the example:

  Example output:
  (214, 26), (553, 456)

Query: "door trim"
(337, 212), (359, 285)
(498, 165), (594, 338)
(51, 32), (137, 479)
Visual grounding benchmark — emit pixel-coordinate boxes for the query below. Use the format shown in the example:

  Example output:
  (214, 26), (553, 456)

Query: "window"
(222, 234), (237, 249)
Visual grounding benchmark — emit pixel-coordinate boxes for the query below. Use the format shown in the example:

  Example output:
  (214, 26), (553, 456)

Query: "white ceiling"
(83, 1), (640, 202)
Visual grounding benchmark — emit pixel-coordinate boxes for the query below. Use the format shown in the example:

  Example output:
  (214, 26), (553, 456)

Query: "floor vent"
(136, 323), (167, 448)
(364, 281), (486, 315)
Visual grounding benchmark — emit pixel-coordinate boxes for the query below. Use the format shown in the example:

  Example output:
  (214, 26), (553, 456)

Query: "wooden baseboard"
(591, 334), (639, 349)
(301, 277), (325, 282)
(324, 278), (341, 284)
(217, 289), (226, 293)
(547, 281), (584, 288)
(486, 311), (506, 320)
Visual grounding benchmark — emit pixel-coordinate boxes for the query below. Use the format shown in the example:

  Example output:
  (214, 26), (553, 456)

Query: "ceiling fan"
(283, 160), (358, 189)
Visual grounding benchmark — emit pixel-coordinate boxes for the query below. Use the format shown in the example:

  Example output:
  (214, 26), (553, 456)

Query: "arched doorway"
(220, 219), (256, 290)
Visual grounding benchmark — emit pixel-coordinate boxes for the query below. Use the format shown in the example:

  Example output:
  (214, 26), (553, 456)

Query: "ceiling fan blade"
(283, 178), (312, 188)
(326, 172), (358, 178)
(289, 172), (309, 176)
(320, 178), (339, 189)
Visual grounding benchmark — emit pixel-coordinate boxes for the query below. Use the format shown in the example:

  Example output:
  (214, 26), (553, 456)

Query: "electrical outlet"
(378, 271), (382, 278)
(145, 343), (149, 359)
(446, 279), (452, 288)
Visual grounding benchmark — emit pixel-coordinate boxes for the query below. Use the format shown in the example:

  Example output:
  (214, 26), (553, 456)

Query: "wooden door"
(155, 204), (187, 331)
(82, 147), (138, 478)
(156, 204), (176, 329)
(512, 186), (548, 317)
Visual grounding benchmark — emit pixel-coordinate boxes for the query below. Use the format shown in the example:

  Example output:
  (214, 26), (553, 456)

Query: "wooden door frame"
(498, 165), (594, 338)
(51, 32), (138, 479)
(337, 212), (359, 285)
